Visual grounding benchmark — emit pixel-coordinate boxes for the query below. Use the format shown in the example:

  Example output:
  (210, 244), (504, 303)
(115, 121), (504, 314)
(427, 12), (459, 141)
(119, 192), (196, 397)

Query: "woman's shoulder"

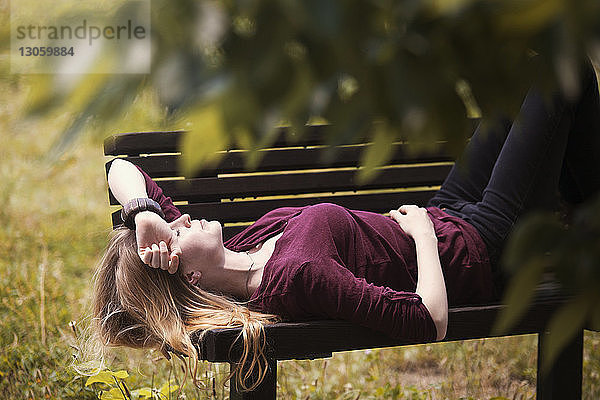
(224, 207), (303, 250)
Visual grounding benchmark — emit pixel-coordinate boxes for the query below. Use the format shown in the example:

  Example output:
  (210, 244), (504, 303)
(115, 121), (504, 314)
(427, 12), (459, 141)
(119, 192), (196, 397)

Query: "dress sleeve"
(293, 260), (437, 342)
(134, 165), (182, 223)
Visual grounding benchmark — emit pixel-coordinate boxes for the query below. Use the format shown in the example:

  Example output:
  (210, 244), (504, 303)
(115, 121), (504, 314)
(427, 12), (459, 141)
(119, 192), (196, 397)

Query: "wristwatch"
(121, 198), (165, 230)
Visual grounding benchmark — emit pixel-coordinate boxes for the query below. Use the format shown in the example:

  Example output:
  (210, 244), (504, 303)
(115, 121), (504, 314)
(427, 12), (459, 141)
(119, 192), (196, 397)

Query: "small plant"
(86, 369), (179, 400)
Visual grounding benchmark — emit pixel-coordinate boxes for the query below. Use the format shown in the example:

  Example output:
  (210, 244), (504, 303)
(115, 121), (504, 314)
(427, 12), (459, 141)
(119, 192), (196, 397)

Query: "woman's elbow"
(421, 299), (447, 341)
(434, 312), (448, 341)
(108, 158), (131, 175)
(108, 158), (125, 181)
(419, 294), (448, 341)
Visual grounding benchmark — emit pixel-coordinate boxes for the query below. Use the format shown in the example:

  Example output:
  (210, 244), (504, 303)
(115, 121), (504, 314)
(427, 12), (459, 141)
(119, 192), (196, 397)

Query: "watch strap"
(121, 198), (165, 230)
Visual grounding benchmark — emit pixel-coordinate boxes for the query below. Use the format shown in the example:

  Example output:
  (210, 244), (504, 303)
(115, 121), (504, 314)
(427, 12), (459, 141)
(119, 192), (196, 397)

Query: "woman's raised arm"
(107, 158), (149, 205)
(107, 159), (182, 273)
(390, 205), (448, 340)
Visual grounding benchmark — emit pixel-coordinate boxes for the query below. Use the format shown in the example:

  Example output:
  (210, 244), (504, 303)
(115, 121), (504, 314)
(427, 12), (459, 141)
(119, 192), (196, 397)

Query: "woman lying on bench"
(94, 60), (600, 390)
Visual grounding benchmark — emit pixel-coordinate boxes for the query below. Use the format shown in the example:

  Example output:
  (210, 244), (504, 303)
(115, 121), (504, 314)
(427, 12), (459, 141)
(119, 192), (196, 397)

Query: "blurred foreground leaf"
(540, 292), (595, 373)
(131, 388), (152, 399)
(100, 387), (128, 400)
(16, 0), (599, 173)
(357, 120), (397, 184)
(159, 381), (179, 396)
(85, 369), (129, 386)
(496, 194), (600, 371)
(180, 104), (227, 176)
(492, 258), (545, 336)
(493, 213), (564, 335)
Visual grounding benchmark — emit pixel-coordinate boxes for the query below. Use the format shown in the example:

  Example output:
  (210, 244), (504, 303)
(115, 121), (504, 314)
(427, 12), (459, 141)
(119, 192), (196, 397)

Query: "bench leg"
(537, 329), (583, 399)
(229, 358), (277, 400)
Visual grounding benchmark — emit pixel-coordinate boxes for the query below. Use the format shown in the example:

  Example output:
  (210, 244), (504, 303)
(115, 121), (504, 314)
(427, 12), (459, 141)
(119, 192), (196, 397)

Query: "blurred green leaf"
(23, 0), (597, 172)
(99, 387), (127, 400)
(495, 213), (564, 334)
(541, 293), (592, 373)
(131, 388), (152, 399)
(496, 0), (564, 34)
(111, 370), (129, 380)
(493, 257), (545, 335)
(85, 371), (114, 386)
(180, 104), (227, 176)
(85, 370), (129, 386)
(357, 120), (396, 184)
(159, 381), (179, 396)
(428, 0), (479, 16)
(502, 213), (564, 274)
(497, 195), (600, 361)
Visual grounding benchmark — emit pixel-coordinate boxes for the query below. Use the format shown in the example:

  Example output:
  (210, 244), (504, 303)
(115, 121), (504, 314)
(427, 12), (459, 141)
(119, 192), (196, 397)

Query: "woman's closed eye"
(175, 225), (192, 237)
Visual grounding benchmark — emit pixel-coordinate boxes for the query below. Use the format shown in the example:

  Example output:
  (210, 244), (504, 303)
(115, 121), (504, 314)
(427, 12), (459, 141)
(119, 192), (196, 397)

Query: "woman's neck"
(215, 233), (282, 299)
(209, 248), (255, 299)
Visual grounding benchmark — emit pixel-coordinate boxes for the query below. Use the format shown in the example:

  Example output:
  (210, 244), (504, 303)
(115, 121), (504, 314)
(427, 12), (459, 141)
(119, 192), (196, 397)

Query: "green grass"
(1, 62), (600, 400)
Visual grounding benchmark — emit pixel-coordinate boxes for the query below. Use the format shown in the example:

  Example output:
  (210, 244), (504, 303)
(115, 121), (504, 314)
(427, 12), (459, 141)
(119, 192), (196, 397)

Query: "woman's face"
(168, 214), (225, 287)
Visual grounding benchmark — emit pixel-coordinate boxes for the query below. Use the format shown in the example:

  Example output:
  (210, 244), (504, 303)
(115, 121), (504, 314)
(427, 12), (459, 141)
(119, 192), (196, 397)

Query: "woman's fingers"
(390, 205), (419, 218)
(396, 205), (428, 217)
(159, 241), (169, 270)
(389, 209), (402, 220)
(138, 242), (179, 273)
(168, 235), (181, 274)
(166, 230), (181, 274)
(398, 204), (421, 214)
(168, 254), (179, 274)
(138, 234), (181, 273)
(390, 205), (433, 238)
(150, 243), (160, 268)
(139, 247), (153, 265)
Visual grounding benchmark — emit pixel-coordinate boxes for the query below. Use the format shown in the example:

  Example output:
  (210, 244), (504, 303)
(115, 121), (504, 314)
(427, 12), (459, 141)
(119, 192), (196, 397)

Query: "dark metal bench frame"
(104, 128), (588, 399)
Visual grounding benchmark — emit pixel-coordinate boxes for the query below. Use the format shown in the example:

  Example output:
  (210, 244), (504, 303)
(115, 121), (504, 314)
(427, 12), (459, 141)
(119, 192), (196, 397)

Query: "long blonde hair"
(92, 227), (279, 391)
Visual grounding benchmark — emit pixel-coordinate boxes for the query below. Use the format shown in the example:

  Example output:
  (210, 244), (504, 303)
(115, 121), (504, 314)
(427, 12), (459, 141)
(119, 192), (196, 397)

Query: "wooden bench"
(104, 128), (587, 399)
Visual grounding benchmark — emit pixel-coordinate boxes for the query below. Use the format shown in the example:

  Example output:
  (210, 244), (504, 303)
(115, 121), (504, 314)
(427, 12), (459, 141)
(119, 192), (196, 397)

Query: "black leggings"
(428, 60), (600, 277)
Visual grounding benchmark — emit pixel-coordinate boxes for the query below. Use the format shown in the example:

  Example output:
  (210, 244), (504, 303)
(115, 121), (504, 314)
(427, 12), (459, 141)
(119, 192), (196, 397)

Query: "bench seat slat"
(108, 164), (452, 205)
(197, 291), (568, 362)
(111, 143), (453, 178)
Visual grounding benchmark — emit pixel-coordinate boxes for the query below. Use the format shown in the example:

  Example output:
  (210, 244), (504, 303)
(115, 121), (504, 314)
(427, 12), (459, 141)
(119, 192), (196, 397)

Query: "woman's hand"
(389, 205), (436, 241)
(135, 211), (181, 274)
(108, 159), (182, 273)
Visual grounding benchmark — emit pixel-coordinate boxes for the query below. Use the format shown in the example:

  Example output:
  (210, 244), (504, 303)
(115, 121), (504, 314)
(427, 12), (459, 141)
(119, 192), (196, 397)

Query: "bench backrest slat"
(105, 128), (455, 241)
(110, 190), (440, 236)
(107, 164), (452, 205)
(104, 127), (366, 156)
(108, 143), (453, 178)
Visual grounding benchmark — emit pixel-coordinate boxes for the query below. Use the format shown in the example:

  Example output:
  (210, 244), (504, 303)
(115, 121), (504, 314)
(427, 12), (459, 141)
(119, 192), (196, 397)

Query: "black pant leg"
(559, 61), (600, 204)
(427, 118), (511, 209)
(461, 61), (600, 264)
